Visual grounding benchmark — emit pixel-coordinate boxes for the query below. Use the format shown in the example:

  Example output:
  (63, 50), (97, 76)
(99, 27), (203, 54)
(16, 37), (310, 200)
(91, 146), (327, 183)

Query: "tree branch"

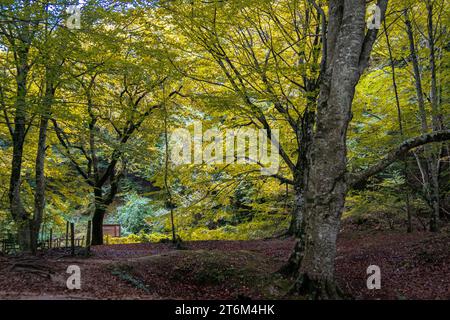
(271, 174), (294, 185)
(358, 0), (389, 74)
(52, 119), (93, 186)
(348, 130), (450, 187)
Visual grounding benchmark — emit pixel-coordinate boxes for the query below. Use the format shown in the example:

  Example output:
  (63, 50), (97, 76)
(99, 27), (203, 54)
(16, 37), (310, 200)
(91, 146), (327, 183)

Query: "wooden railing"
(0, 220), (92, 256)
(0, 237), (86, 254)
(0, 238), (18, 254)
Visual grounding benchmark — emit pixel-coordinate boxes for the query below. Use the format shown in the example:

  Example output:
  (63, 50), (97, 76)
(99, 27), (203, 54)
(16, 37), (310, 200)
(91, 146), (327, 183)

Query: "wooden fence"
(0, 220), (92, 256)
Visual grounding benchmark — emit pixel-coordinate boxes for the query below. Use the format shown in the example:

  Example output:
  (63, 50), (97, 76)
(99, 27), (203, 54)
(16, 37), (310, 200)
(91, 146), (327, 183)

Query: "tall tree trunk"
(31, 117), (49, 254)
(281, 174), (307, 275)
(291, 0), (388, 298)
(295, 67), (354, 298)
(9, 50), (31, 251)
(31, 79), (54, 253)
(287, 1), (449, 298)
(426, 1), (441, 132)
(426, 1), (442, 231)
(292, 105), (315, 230)
(405, 9), (440, 231)
(282, 107), (315, 274)
(91, 172), (121, 245)
(91, 206), (106, 246)
(383, 19), (413, 232)
(289, 173), (306, 236)
(91, 187), (105, 245)
(163, 98), (177, 244)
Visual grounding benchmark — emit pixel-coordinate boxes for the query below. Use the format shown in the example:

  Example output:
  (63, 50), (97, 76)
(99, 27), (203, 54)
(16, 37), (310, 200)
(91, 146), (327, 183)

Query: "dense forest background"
(0, 0), (449, 299)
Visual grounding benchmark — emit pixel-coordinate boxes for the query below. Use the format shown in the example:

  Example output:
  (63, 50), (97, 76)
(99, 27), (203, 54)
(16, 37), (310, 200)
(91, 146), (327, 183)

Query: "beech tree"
(50, 3), (183, 245)
(0, 0), (448, 300)
(0, 0), (70, 251)
(404, 4), (444, 232)
(162, 0), (449, 297)
(285, 0), (449, 298)
(162, 0), (324, 235)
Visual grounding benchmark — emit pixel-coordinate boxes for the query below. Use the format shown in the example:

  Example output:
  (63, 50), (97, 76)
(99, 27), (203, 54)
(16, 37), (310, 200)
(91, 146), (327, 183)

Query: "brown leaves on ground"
(336, 230), (450, 299)
(0, 230), (448, 300)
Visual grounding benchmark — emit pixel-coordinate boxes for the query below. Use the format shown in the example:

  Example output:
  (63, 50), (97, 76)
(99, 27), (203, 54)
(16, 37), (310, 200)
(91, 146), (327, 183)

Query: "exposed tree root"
(6, 255), (55, 279)
(289, 273), (349, 300)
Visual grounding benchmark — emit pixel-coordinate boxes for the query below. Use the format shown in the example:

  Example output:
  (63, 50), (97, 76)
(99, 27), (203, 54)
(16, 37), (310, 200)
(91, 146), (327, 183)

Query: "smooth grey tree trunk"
(290, 0), (388, 298)
(288, 1), (449, 298)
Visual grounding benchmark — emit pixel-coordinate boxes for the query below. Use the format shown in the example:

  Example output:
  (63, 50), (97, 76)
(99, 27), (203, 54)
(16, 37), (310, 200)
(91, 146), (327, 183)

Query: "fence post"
(49, 228), (53, 249)
(65, 221), (69, 248)
(85, 220), (91, 256)
(70, 223), (75, 256)
(41, 225), (45, 248)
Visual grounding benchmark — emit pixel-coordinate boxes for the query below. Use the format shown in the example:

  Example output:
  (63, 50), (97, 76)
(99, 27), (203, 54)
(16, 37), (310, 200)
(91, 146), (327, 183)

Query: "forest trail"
(0, 230), (449, 300)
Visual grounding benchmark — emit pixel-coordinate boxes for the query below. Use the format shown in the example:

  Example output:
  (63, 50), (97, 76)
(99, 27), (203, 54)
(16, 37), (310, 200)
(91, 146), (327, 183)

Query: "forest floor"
(0, 229), (449, 300)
